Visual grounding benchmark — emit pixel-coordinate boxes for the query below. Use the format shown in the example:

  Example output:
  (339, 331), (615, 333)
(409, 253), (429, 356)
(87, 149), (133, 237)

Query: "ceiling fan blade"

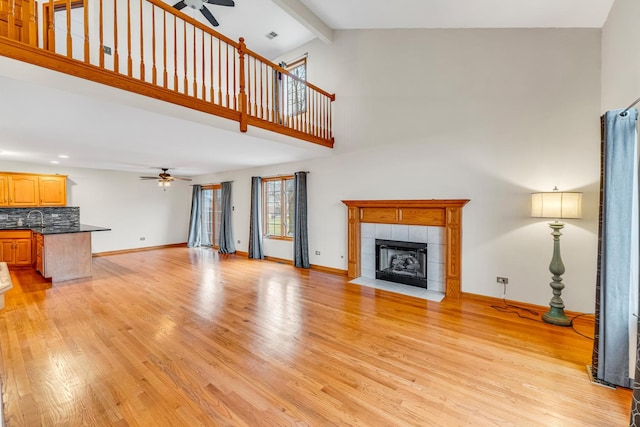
(172, 177), (193, 181)
(172, 0), (187, 10)
(207, 0), (234, 6)
(200, 6), (219, 27)
(140, 177), (159, 180)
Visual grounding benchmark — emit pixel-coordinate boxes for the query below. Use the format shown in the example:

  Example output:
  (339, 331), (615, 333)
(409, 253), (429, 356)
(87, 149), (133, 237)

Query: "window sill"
(264, 236), (293, 241)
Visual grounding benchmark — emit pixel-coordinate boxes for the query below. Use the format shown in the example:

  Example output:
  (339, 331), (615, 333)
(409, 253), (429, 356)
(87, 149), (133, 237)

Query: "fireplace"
(375, 239), (428, 288)
(342, 199), (470, 298)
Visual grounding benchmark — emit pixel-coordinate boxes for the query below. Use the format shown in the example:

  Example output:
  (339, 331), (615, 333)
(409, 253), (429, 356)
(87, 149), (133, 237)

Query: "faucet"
(27, 210), (45, 227)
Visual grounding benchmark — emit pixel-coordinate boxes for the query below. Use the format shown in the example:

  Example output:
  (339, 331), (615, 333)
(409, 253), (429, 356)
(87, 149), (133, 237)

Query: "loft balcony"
(0, 0), (334, 149)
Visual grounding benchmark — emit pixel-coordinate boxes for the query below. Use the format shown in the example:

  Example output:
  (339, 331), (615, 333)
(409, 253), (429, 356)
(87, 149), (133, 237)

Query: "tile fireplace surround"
(342, 199), (470, 299)
(361, 224), (442, 291)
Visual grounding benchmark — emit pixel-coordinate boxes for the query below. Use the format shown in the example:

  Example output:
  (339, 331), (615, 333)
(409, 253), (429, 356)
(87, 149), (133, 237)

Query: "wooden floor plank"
(0, 247), (632, 426)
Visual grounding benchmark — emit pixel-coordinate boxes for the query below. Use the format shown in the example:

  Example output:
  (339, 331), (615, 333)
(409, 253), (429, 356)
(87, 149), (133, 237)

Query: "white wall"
(602, 0), (640, 111)
(197, 28), (602, 313)
(0, 161), (192, 253)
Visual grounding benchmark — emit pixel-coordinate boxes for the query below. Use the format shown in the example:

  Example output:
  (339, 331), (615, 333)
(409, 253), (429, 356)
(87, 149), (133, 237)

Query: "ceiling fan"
(172, 0), (235, 28)
(140, 168), (192, 189)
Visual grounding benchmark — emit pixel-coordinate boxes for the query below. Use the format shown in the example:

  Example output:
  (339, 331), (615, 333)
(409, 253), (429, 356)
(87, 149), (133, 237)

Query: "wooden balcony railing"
(0, 0), (334, 148)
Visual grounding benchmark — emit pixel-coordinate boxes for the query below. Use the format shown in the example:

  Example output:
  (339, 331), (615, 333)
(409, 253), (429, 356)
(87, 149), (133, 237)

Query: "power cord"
(490, 283), (539, 322)
(490, 282), (595, 340)
(569, 313), (595, 340)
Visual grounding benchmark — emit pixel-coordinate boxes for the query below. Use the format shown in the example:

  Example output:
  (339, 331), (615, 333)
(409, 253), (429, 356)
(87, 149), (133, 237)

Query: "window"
(263, 176), (294, 239)
(285, 58), (306, 116)
(201, 185), (222, 247)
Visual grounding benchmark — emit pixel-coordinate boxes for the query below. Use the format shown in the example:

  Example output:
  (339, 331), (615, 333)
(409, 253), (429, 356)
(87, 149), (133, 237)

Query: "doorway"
(201, 184), (222, 248)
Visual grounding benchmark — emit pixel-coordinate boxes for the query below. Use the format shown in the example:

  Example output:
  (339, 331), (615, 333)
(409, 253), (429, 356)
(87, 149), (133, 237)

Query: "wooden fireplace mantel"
(342, 199), (470, 299)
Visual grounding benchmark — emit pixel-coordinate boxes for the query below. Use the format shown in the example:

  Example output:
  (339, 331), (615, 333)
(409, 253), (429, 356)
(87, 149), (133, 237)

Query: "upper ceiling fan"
(172, 0), (235, 28)
(140, 168), (192, 189)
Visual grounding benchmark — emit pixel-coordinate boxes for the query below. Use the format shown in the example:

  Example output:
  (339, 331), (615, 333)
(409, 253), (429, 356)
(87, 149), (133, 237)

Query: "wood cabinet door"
(0, 175), (8, 206)
(34, 233), (43, 273)
(39, 176), (66, 206)
(15, 239), (31, 265)
(36, 241), (44, 273)
(8, 175), (38, 207)
(0, 240), (15, 264)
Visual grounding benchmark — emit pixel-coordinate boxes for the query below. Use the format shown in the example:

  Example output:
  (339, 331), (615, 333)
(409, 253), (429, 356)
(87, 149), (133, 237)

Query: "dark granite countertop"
(0, 224), (111, 235)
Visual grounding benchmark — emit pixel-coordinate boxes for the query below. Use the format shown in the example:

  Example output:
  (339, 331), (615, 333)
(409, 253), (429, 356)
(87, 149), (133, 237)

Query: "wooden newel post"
(238, 37), (248, 133)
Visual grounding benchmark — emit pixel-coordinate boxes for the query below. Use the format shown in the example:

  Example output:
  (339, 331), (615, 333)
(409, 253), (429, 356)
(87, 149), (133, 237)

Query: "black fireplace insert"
(375, 239), (428, 288)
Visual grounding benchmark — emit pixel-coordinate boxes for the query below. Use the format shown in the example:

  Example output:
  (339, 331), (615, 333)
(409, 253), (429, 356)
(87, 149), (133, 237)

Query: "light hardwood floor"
(0, 248), (632, 426)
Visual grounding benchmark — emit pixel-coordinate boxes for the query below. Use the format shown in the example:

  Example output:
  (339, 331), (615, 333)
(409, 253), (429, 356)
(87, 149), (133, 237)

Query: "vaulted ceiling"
(0, 0), (615, 176)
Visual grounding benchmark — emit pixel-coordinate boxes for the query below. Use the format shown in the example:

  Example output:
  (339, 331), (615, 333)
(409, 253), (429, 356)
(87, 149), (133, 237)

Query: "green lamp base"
(542, 308), (571, 326)
(542, 221), (572, 327)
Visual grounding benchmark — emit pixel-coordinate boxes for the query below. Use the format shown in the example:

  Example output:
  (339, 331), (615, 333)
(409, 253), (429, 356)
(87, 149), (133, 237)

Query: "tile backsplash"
(0, 207), (80, 228)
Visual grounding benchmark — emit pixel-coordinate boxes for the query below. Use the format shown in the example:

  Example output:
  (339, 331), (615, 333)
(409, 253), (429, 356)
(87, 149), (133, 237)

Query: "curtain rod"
(190, 181), (234, 186)
(620, 96), (640, 116)
(264, 171), (311, 177)
(192, 172), (310, 185)
(281, 171), (310, 175)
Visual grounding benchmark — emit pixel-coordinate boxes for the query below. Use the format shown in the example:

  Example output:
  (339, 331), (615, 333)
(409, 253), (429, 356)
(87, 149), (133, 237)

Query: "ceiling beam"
(272, 0), (333, 44)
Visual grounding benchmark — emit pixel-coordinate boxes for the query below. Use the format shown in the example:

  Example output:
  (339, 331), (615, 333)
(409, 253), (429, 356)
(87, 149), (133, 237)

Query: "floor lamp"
(531, 189), (583, 326)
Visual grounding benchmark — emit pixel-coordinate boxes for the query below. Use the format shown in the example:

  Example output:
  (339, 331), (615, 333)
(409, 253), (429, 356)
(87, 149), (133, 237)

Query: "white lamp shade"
(531, 192), (582, 219)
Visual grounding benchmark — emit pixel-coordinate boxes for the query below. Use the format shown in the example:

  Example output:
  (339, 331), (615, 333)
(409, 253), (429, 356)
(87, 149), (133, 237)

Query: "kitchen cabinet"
(15, 239), (31, 265)
(0, 175), (7, 207)
(8, 175), (38, 207)
(5, 226), (109, 281)
(0, 241), (14, 264)
(38, 176), (66, 206)
(34, 233), (43, 274)
(0, 230), (32, 266)
(0, 172), (67, 207)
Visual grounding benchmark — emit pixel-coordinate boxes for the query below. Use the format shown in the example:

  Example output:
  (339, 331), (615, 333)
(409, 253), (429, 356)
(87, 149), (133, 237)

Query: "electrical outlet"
(139, 237), (146, 241)
(315, 251), (320, 255)
(51, 214), (59, 218)
(237, 240), (241, 244)
(496, 277), (509, 285)
(0, 214), (7, 220)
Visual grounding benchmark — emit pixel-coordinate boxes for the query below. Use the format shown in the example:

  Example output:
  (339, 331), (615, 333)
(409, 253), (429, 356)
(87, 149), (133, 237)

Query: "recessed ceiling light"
(50, 160), (59, 164)
(265, 31), (278, 40)
(58, 154), (69, 159)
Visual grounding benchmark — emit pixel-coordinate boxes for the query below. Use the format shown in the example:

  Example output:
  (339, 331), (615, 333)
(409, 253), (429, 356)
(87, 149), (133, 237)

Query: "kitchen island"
(31, 225), (111, 282)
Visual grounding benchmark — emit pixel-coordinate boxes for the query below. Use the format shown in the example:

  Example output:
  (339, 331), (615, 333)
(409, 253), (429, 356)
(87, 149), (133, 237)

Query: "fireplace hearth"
(375, 239), (428, 288)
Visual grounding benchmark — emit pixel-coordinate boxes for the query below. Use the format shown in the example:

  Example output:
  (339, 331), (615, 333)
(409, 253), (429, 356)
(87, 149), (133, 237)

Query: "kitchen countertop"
(1, 224), (111, 235)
